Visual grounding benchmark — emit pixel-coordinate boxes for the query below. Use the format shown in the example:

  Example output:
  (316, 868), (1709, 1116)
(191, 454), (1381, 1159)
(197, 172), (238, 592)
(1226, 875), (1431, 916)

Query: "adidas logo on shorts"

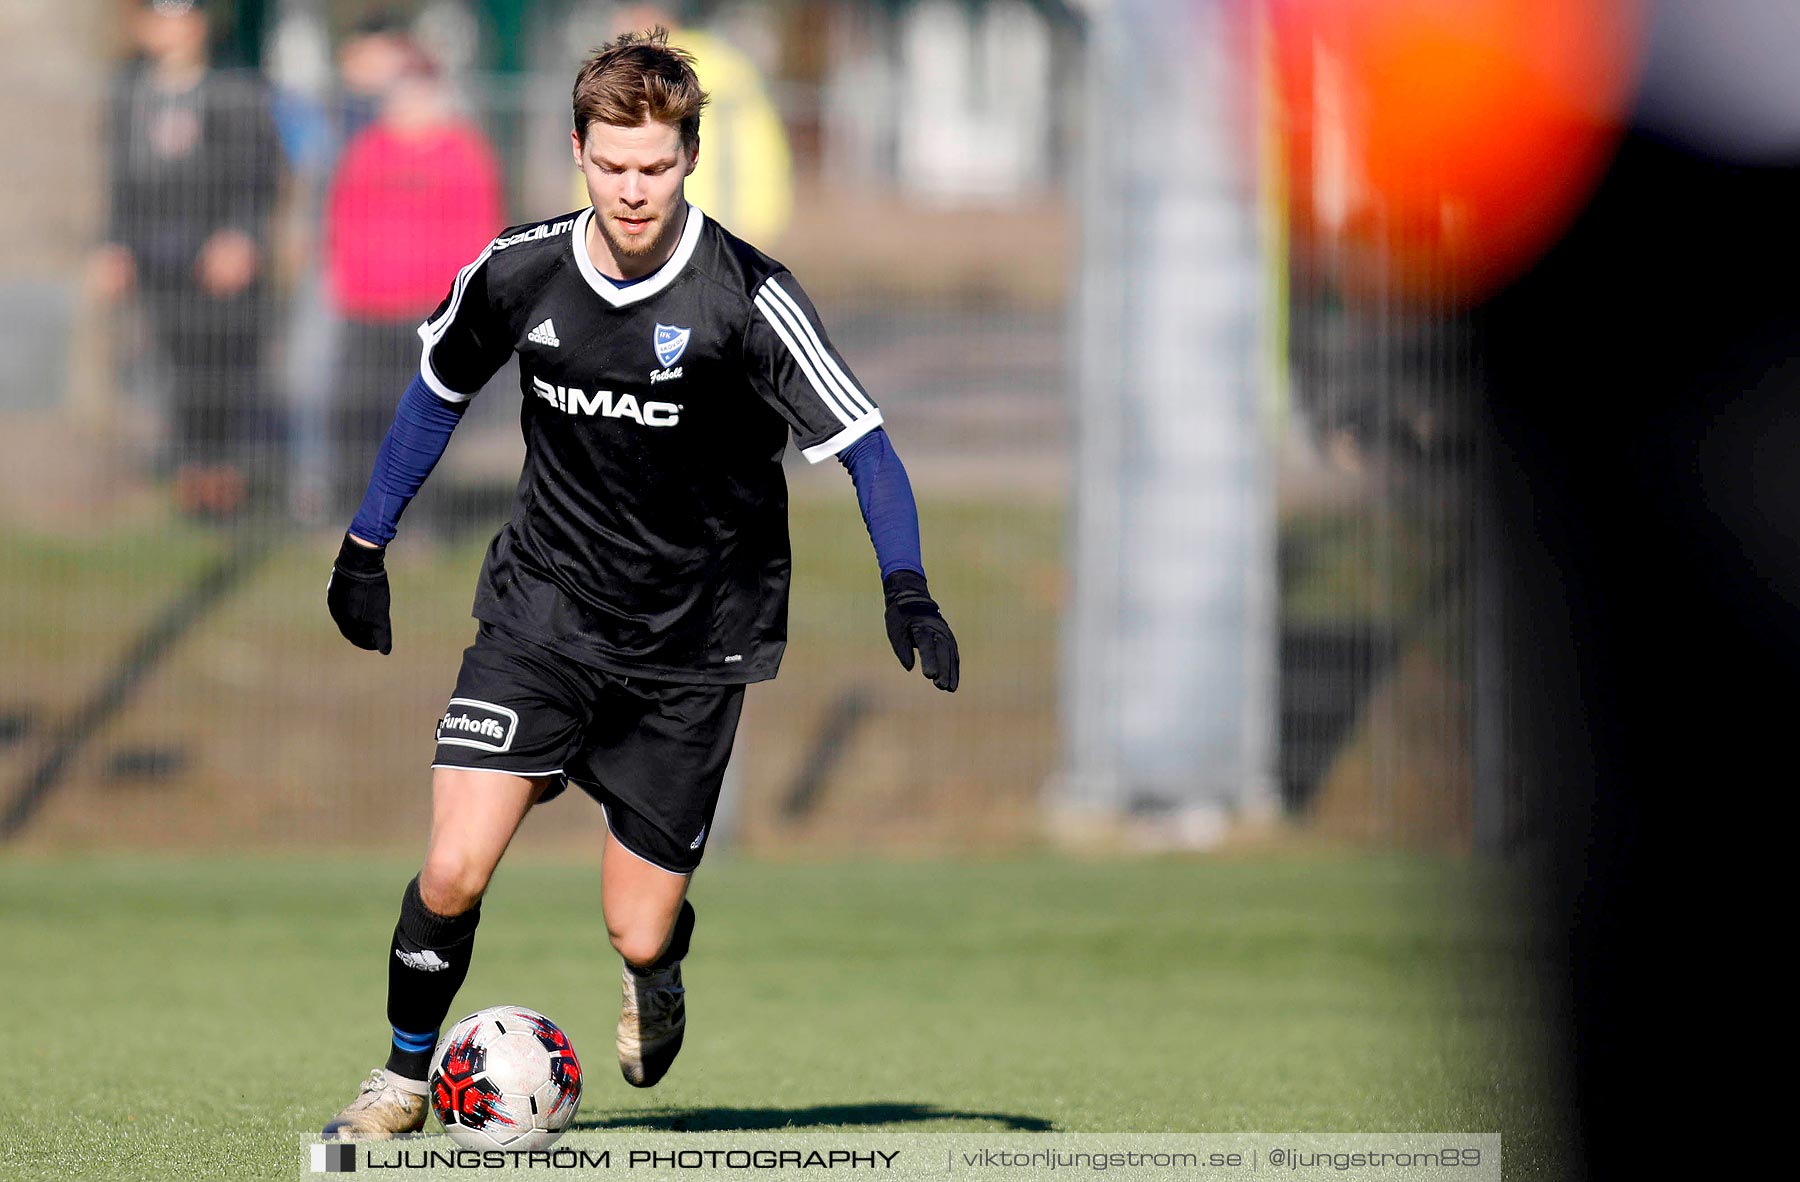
(527, 318), (560, 348)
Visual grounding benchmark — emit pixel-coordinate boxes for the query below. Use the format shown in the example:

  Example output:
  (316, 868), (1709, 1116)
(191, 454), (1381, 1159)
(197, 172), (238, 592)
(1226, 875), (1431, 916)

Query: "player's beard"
(596, 202), (685, 265)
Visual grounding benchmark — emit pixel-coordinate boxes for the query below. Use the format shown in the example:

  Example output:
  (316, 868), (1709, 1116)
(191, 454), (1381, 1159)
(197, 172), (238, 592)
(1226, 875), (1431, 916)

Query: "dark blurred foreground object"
(1482, 132), (1798, 1178)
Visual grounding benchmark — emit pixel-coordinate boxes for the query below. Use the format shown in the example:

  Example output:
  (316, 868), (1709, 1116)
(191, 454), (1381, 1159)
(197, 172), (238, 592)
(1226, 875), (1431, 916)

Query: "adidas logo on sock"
(395, 948), (450, 972)
(528, 318), (560, 348)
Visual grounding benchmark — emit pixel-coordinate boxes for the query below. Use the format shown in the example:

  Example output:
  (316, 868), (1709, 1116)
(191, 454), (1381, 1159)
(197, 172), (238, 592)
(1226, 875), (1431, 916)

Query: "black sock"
(628, 899), (696, 975)
(384, 875), (481, 1080)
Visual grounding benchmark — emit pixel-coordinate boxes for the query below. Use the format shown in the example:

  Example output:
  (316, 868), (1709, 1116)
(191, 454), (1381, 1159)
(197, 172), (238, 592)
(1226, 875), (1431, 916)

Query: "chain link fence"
(0, 30), (1501, 855)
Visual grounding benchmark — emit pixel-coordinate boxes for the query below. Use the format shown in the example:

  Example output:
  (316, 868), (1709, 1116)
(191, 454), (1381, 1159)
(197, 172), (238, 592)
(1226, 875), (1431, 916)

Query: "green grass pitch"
(0, 853), (1571, 1179)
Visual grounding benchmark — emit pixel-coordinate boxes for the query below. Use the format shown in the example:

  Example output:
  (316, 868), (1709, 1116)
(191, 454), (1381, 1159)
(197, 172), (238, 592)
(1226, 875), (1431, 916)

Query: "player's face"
(572, 119), (698, 271)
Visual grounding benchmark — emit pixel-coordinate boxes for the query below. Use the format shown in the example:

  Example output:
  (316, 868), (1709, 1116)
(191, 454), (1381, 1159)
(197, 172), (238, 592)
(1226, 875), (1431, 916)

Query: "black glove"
(327, 534), (392, 654)
(883, 570), (959, 692)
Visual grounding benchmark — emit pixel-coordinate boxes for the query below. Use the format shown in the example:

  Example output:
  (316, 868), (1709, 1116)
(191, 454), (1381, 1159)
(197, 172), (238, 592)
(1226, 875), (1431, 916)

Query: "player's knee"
(418, 853), (490, 916)
(607, 923), (671, 970)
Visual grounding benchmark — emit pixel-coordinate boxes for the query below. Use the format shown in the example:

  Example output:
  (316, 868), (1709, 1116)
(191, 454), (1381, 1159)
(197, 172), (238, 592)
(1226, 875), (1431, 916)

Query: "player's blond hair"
(572, 27), (709, 154)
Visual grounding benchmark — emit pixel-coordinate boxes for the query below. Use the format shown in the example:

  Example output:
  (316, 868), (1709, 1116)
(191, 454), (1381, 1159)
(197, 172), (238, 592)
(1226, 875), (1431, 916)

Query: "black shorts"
(432, 625), (744, 873)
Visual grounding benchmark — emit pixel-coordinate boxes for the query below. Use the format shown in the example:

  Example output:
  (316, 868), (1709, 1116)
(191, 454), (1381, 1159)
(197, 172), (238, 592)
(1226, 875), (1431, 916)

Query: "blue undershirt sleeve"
(838, 427), (925, 580)
(348, 373), (468, 546)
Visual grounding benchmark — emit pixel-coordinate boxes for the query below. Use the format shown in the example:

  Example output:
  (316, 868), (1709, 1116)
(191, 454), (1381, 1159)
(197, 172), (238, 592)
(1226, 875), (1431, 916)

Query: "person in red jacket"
(325, 47), (502, 519)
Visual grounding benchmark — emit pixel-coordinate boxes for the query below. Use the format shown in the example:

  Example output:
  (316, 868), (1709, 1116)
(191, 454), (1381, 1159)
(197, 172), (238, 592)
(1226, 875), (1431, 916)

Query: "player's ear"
(570, 127), (583, 168)
(684, 137), (699, 176)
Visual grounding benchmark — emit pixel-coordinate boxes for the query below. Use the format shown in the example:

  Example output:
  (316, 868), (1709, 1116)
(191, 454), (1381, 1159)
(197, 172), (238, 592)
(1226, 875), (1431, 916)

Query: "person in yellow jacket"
(576, 9), (792, 246)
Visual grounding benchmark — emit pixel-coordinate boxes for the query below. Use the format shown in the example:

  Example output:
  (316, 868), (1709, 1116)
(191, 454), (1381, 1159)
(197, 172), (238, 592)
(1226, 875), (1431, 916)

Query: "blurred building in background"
(3, 0), (1503, 859)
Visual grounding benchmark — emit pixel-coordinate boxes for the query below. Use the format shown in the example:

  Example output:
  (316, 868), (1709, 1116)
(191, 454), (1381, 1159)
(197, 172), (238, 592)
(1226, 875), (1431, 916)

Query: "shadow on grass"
(576, 1102), (1055, 1133)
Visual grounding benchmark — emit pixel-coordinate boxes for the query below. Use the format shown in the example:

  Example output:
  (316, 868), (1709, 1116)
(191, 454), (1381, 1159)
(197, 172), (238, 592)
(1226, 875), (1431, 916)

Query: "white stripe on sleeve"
(754, 290), (857, 427)
(800, 409), (885, 464)
(414, 238), (498, 401)
(762, 278), (876, 416)
(414, 353), (472, 403)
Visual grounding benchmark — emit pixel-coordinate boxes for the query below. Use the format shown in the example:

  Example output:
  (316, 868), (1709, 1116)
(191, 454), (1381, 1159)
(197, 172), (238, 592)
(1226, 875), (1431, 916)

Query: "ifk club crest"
(653, 324), (690, 368)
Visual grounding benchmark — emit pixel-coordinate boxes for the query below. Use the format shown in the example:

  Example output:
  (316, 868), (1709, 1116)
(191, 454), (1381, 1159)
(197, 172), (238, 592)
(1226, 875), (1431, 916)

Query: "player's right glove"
(327, 534), (392, 655)
(884, 570), (959, 692)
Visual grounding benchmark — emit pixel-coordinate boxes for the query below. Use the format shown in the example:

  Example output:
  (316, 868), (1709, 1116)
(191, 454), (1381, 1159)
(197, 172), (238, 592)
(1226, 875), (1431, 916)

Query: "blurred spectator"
(337, 13), (420, 144)
(577, 4), (792, 245)
(324, 43), (501, 519)
(91, 0), (285, 520)
(265, 5), (334, 183)
(278, 12), (431, 524)
(266, 12), (419, 189)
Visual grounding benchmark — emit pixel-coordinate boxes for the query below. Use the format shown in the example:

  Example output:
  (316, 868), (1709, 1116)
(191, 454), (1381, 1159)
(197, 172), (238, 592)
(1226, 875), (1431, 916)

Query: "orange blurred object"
(1268, 0), (1644, 305)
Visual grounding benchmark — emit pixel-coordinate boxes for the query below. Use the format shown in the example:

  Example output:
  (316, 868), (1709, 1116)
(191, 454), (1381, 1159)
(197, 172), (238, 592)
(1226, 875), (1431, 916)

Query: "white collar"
(571, 203), (705, 307)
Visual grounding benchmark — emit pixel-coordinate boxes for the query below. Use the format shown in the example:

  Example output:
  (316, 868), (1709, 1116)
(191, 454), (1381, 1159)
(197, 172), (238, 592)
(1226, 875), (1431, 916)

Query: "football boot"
(617, 960), (686, 1087)
(321, 1068), (429, 1140)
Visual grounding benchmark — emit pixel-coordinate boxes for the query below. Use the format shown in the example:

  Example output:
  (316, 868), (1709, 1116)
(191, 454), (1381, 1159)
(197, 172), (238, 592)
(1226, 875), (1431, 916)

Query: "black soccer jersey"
(416, 205), (883, 684)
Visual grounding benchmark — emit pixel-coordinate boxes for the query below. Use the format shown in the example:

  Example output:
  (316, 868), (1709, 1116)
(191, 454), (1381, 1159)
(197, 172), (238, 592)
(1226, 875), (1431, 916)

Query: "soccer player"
(319, 30), (959, 1139)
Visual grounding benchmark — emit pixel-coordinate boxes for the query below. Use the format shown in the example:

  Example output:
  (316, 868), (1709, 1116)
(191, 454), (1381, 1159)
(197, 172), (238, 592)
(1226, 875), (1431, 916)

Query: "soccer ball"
(430, 1006), (583, 1150)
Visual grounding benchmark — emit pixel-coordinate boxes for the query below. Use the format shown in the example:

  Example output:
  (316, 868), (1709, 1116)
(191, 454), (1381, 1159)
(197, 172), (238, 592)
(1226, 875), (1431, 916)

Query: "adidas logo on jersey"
(527, 319), (560, 348)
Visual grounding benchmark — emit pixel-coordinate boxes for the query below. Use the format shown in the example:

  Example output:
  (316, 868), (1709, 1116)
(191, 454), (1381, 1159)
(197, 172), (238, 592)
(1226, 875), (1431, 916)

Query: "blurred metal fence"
(0, 53), (1501, 854)
(1280, 288), (1491, 851)
(0, 69), (1065, 855)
